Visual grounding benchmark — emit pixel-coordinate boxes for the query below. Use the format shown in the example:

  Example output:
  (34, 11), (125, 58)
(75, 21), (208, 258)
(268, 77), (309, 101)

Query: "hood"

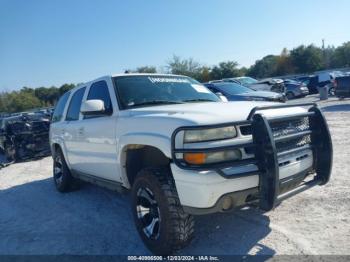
(121, 101), (301, 126)
(237, 91), (282, 98)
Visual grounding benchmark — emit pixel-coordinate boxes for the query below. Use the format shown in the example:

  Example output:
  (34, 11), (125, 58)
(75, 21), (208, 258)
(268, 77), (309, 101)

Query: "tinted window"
(52, 92), (70, 123)
(65, 87), (86, 121)
(86, 81), (113, 118)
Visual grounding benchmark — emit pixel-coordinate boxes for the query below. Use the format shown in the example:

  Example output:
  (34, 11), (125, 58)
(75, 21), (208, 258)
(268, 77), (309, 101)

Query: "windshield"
(237, 77), (258, 85)
(214, 83), (254, 95)
(113, 75), (220, 109)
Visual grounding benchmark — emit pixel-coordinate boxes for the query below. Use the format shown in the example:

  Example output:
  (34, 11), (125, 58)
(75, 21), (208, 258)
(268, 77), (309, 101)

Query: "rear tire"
(131, 168), (194, 255)
(53, 148), (80, 192)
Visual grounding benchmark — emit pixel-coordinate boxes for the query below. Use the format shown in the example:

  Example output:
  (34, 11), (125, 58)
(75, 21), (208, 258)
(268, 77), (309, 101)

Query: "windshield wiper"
(131, 100), (184, 107)
(182, 98), (217, 103)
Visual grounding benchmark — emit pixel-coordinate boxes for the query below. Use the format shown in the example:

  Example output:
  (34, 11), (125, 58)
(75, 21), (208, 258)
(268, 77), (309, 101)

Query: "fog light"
(222, 196), (232, 210)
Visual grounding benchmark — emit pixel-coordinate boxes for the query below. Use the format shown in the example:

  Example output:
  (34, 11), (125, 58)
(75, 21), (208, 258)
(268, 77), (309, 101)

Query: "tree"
(275, 48), (295, 76)
(136, 66), (157, 73)
(290, 44), (323, 74)
(34, 86), (59, 106)
(3, 90), (42, 113)
(210, 61), (240, 80)
(166, 55), (203, 79)
(330, 42), (350, 68)
(248, 55), (278, 79)
(59, 83), (75, 95)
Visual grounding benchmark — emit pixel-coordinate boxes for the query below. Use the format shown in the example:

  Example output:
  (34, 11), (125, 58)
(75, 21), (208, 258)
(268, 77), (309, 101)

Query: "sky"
(1, 0), (350, 91)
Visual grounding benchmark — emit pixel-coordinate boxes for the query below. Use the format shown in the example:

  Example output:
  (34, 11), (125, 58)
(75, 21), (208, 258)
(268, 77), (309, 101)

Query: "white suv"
(50, 73), (333, 255)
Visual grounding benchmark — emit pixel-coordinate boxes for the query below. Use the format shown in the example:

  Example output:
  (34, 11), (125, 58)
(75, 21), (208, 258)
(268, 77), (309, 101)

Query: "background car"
(335, 75), (350, 98)
(203, 81), (286, 102)
(225, 77), (286, 94)
(294, 75), (319, 94)
(294, 73), (340, 95)
(283, 79), (309, 99)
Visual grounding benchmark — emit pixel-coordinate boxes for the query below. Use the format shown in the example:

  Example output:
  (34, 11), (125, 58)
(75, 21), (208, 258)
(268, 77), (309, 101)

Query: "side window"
(85, 81), (113, 119)
(208, 86), (219, 93)
(52, 92), (70, 123)
(65, 87), (86, 121)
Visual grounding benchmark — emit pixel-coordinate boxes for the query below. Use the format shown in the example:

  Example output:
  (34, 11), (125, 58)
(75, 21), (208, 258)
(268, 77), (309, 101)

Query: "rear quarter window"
(52, 92), (71, 123)
(65, 87), (86, 121)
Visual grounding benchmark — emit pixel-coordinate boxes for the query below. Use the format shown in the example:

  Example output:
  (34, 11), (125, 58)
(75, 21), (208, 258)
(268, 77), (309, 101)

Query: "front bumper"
(171, 103), (333, 213)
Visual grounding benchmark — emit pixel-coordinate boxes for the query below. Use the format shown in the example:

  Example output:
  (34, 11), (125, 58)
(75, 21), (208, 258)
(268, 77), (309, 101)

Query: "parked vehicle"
(0, 113), (51, 163)
(226, 77), (286, 94)
(283, 79), (309, 99)
(335, 75), (350, 98)
(295, 73), (338, 95)
(294, 76), (319, 94)
(50, 73), (333, 255)
(204, 81), (286, 102)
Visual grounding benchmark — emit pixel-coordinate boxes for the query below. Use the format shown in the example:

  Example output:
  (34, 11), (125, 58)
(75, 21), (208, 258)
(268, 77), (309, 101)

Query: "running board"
(71, 169), (126, 194)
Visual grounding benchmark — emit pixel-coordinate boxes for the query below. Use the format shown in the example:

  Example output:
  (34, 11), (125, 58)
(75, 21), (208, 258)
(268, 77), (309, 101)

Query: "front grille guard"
(171, 103), (333, 211)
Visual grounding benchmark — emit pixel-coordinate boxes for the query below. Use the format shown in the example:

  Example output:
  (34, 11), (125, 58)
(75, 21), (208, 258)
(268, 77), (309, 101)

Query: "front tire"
(53, 148), (79, 192)
(131, 168), (194, 255)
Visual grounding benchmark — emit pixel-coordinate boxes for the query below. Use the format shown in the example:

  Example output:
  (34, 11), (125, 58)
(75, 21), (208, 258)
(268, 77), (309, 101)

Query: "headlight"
(184, 126), (237, 143)
(184, 149), (242, 165)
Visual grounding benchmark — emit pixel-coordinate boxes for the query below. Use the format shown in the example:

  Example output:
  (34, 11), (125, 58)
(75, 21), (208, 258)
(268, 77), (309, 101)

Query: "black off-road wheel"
(53, 148), (80, 192)
(131, 168), (194, 255)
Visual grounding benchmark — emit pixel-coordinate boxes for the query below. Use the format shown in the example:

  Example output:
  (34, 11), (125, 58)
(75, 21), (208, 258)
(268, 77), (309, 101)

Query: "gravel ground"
(0, 95), (349, 255)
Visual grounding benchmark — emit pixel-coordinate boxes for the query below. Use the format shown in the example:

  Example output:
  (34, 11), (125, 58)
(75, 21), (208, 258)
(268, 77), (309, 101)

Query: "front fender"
(118, 132), (171, 158)
(117, 133), (172, 188)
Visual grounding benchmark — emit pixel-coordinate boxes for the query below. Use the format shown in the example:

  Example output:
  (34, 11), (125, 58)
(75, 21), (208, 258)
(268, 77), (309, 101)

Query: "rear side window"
(52, 92), (70, 123)
(85, 81), (113, 118)
(65, 87), (86, 121)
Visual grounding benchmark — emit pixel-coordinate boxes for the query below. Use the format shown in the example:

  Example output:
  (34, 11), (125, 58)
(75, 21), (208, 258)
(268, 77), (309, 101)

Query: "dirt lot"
(0, 95), (349, 255)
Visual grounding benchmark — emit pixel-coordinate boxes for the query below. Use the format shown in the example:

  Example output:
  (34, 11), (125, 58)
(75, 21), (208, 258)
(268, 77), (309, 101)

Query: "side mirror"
(215, 92), (228, 102)
(81, 100), (105, 115)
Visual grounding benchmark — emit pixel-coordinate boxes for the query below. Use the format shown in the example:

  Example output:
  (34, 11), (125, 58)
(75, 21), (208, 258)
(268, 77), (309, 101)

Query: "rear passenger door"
(73, 80), (118, 181)
(63, 87), (87, 169)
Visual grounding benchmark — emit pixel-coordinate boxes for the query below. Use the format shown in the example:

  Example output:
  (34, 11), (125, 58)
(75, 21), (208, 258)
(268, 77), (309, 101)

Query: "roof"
(111, 73), (183, 78)
(70, 73), (186, 92)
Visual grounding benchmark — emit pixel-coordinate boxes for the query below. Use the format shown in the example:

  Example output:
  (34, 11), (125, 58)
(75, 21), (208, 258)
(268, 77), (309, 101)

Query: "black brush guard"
(171, 103), (333, 211)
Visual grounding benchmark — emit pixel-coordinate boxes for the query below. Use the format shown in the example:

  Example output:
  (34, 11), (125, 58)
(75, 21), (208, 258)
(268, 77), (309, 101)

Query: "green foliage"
(248, 55), (279, 78)
(330, 42), (350, 68)
(166, 55), (203, 79)
(59, 83), (75, 95)
(210, 61), (240, 80)
(290, 44), (323, 73)
(136, 66), (157, 73)
(0, 89), (42, 113)
(166, 56), (241, 82)
(0, 83), (75, 114)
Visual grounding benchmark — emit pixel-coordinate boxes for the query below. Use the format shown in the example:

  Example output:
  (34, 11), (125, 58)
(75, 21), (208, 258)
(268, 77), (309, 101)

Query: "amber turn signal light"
(183, 153), (206, 165)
